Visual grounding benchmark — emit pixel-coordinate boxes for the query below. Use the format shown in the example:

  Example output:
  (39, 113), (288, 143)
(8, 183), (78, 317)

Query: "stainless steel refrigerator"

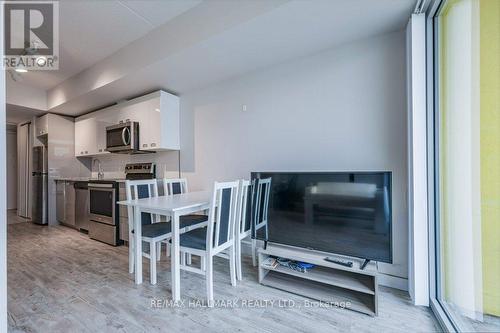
(32, 146), (48, 225)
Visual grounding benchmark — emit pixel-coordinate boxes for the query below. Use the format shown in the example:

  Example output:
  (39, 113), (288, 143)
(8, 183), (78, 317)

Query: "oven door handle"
(122, 127), (131, 145)
(88, 183), (114, 189)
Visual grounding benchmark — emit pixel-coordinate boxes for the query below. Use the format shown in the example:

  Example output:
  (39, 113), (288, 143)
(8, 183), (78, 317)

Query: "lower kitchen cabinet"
(56, 180), (76, 229)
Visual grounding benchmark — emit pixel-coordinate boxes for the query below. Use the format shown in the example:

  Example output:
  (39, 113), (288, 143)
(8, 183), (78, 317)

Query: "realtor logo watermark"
(2, 1), (59, 70)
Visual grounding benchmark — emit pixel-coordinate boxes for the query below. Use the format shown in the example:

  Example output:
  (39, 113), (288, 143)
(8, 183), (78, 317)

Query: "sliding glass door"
(431, 0), (500, 331)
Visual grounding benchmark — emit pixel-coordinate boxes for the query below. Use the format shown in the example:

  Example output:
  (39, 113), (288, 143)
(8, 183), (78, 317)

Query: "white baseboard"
(241, 239), (409, 291)
(378, 273), (408, 291)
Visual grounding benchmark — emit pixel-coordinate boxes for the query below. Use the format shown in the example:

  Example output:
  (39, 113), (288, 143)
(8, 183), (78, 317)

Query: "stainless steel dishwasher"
(64, 181), (76, 228)
(75, 182), (89, 231)
(56, 180), (66, 224)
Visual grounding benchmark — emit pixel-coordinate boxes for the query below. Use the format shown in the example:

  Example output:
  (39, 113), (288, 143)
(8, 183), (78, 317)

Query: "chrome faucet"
(93, 158), (104, 180)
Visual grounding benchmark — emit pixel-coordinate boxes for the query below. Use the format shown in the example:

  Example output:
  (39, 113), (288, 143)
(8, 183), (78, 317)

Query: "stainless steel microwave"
(105, 121), (140, 153)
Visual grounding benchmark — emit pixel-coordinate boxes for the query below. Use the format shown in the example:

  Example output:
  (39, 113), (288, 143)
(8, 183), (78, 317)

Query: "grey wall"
(96, 31), (408, 279)
(180, 31), (408, 279)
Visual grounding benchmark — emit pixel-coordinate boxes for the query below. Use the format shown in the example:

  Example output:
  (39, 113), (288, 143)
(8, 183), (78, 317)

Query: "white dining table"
(117, 190), (211, 301)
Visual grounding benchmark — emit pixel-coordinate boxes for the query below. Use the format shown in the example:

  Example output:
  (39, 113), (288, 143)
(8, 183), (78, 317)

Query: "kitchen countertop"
(54, 177), (92, 182)
(54, 177), (127, 183)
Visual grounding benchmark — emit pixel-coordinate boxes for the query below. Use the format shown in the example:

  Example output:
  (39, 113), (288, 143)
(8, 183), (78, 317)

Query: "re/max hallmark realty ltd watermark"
(2, 1), (59, 70)
(151, 298), (352, 310)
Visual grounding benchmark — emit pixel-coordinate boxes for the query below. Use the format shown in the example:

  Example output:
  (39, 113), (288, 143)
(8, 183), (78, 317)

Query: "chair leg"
(129, 238), (135, 274)
(235, 239), (242, 281)
(201, 256), (206, 271)
(166, 243), (170, 257)
(156, 243), (161, 262)
(150, 241), (157, 285)
(206, 255), (214, 307)
(180, 251), (186, 266)
(252, 238), (257, 267)
(229, 245), (237, 287)
(187, 253), (192, 265)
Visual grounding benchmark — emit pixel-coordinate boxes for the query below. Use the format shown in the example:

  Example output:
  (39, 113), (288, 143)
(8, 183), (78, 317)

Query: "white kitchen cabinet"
(35, 114), (49, 137)
(73, 90), (180, 156)
(138, 91), (180, 151)
(137, 95), (161, 150)
(75, 118), (97, 157)
(116, 102), (140, 124)
(95, 118), (111, 155)
(75, 117), (110, 156)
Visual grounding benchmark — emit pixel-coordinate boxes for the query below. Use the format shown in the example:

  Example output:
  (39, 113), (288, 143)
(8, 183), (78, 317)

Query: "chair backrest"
(125, 179), (159, 225)
(163, 178), (188, 196)
(254, 177), (271, 227)
(207, 180), (240, 254)
(236, 179), (252, 236)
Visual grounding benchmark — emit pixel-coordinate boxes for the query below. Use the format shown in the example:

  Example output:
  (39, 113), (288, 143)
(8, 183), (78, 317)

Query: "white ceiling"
(7, 0), (415, 119)
(18, 0), (201, 90)
(6, 104), (46, 124)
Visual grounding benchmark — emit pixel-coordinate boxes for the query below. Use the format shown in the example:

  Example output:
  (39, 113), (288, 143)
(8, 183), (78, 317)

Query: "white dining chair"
(171, 180), (240, 306)
(163, 178), (189, 196)
(252, 177), (271, 266)
(163, 178), (208, 230)
(126, 179), (171, 285)
(234, 179), (252, 280)
(162, 178), (209, 262)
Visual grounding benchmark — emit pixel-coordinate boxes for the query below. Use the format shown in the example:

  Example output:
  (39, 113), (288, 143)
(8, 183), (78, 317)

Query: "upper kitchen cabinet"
(75, 117), (111, 157)
(137, 91), (180, 151)
(116, 91), (179, 151)
(73, 90), (180, 156)
(35, 114), (49, 137)
(96, 118), (112, 155)
(75, 118), (97, 157)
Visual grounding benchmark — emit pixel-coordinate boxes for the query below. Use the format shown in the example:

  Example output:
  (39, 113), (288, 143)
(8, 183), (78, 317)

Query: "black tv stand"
(360, 259), (370, 270)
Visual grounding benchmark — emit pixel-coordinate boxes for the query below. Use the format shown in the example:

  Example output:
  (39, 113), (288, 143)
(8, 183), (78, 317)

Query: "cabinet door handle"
(85, 151), (88, 154)
(99, 149), (102, 152)
(143, 144), (148, 148)
(150, 143), (156, 147)
(80, 151), (83, 154)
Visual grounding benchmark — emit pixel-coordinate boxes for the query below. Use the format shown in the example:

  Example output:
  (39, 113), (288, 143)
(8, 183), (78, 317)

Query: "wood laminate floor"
(7, 221), (441, 333)
(7, 210), (30, 225)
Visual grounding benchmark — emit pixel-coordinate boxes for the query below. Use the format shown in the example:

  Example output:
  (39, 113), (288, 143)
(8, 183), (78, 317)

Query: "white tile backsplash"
(89, 150), (180, 179)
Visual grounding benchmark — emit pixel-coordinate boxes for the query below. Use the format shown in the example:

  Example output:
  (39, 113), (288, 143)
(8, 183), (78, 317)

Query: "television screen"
(251, 172), (392, 263)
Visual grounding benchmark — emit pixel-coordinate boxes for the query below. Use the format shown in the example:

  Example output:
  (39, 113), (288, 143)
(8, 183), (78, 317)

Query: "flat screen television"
(251, 171), (392, 263)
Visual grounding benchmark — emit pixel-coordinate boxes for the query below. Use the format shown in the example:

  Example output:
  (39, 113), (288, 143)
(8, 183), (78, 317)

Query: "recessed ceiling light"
(15, 68), (28, 73)
(36, 56), (47, 66)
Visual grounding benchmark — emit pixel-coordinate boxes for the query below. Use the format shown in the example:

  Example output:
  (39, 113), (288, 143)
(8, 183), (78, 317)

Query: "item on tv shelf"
(276, 257), (315, 273)
(262, 257), (279, 269)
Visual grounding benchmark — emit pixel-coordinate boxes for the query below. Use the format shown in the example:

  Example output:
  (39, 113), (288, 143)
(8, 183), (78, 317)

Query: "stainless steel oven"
(106, 121), (139, 153)
(88, 182), (119, 245)
(89, 183), (116, 224)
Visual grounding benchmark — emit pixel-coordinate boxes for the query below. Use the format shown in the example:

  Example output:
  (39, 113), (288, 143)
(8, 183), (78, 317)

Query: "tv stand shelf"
(258, 244), (379, 316)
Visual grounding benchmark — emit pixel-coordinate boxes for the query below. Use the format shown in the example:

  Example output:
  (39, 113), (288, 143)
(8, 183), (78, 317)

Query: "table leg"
(134, 206), (143, 284)
(128, 206), (135, 274)
(171, 211), (180, 301)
